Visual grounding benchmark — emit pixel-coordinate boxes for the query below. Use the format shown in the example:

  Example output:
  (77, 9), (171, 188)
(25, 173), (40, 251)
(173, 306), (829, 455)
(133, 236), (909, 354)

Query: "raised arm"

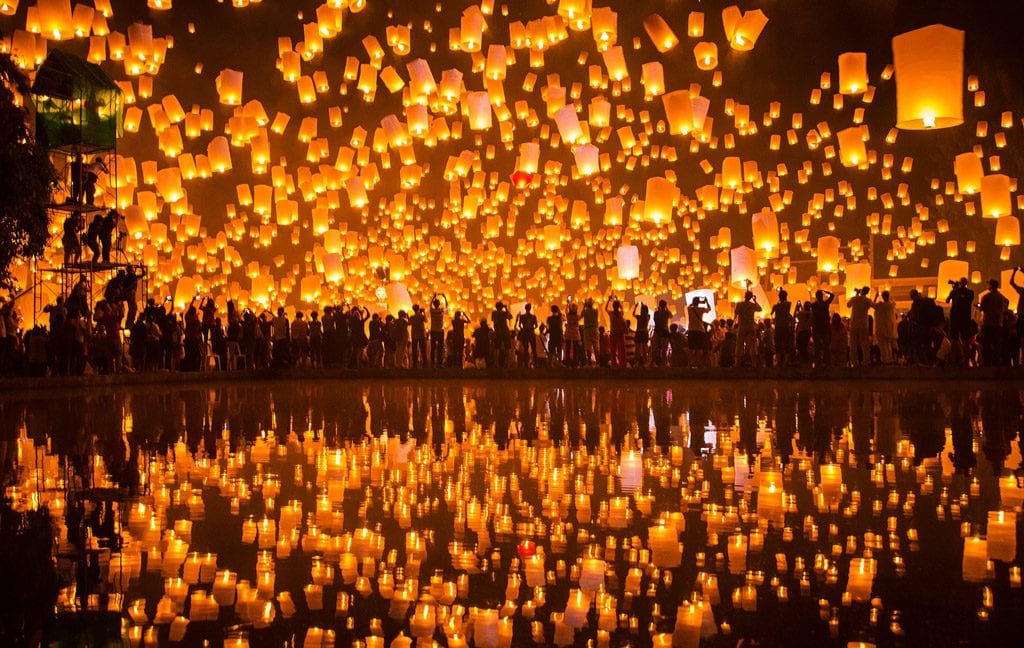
(1012, 268), (1023, 291)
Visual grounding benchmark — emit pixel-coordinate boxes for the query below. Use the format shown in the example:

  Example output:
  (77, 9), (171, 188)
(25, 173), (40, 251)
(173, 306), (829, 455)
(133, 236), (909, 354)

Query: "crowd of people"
(3, 270), (1024, 377)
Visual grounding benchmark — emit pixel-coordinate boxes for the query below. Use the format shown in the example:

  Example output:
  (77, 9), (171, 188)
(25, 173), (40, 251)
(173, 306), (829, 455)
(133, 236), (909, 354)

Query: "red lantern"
(517, 540), (537, 558)
(511, 170), (533, 188)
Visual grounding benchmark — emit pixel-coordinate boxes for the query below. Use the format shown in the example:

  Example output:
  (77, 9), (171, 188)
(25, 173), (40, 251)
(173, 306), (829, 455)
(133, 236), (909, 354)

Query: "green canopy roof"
(31, 50), (123, 151)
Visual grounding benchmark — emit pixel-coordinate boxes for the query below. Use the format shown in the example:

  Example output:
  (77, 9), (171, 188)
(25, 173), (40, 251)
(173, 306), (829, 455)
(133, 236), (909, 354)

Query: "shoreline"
(1, 365), (1023, 396)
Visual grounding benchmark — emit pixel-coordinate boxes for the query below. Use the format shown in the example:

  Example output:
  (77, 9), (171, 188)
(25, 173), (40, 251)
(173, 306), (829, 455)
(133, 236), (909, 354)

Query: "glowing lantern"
(591, 7), (617, 47)
(460, 6), (484, 52)
(573, 144), (600, 176)
(467, 91), (492, 130)
(643, 14), (678, 53)
(38, 0), (73, 40)
(687, 12), (705, 38)
(1, 1), (19, 17)
(722, 156), (743, 189)
(723, 6), (768, 51)
(693, 41), (718, 70)
(207, 136), (232, 173)
(173, 277), (196, 310)
(837, 126), (867, 167)
(601, 46), (628, 81)
(954, 152), (983, 194)
(543, 224), (562, 251)
(980, 174), (1011, 218)
(216, 68), (243, 105)
(643, 176), (679, 224)
(937, 260), (970, 291)
(996, 216), (1020, 246)
(553, 105), (584, 144)
(845, 262), (872, 296)
(155, 168), (183, 202)
(617, 245), (640, 280)
(730, 246), (758, 287)
(837, 52), (868, 94)
(892, 25), (964, 129)
(124, 205), (148, 240)
(816, 236), (841, 273)
(751, 209), (779, 255)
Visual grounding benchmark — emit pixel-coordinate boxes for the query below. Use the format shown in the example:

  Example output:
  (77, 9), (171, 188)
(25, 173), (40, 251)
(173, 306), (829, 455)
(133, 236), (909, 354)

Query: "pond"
(1, 380), (1022, 647)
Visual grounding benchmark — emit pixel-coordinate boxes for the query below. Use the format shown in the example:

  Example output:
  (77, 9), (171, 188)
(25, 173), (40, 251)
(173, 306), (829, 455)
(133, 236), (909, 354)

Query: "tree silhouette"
(0, 52), (58, 292)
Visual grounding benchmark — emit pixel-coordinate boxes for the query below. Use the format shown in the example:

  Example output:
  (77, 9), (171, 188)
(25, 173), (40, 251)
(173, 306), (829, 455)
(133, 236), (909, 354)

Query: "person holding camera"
(946, 277), (975, 365)
(847, 286), (873, 367)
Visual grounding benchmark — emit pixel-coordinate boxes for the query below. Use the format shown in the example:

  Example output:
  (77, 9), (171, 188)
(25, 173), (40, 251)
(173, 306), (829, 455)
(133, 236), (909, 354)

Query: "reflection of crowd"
(2, 273), (1024, 377)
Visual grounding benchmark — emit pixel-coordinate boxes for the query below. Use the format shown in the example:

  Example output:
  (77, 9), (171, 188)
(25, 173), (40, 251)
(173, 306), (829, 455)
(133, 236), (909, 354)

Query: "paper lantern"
(995, 216), (1020, 246)
(723, 7), (768, 51)
(553, 105), (584, 144)
(751, 209), (779, 255)
(643, 176), (679, 224)
(155, 168), (183, 202)
(601, 46), (628, 81)
(936, 259), (969, 290)
(386, 282), (413, 314)
(730, 246), (757, 286)
(892, 25), (964, 129)
(173, 276), (195, 310)
(460, 6), (484, 52)
(981, 174), (1012, 218)
(722, 156), (743, 189)
(617, 245), (640, 280)
(643, 14), (678, 53)
(573, 144), (600, 176)
(816, 236), (841, 272)
(838, 52), (868, 94)
(845, 262), (872, 297)
(693, 42), (718, 70)
(38, 0), (73, 40)
(124, 205), (148, 240)
(954, 152), (983, 194)
(837, 126), (867, 167)
(467, 91), (493, 130)
(216, 68), (243, 105)
(591, 7), (617, 47)
(662, 90), (707, 135)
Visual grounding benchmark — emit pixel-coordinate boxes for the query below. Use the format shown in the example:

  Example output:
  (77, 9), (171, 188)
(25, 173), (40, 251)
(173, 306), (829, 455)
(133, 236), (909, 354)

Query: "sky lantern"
(216, 68), (243, 105)
(937, 259), (969, 289)
(643, 176), (679, 224)
(688, 12), (705, 38)
(641, 62), (664, 97)
(892, 24), (964, 129)
(954, 152), (983, 194)
(837, 52), (868, 94)
(816, 236), (841, 272)
(601, 45), (628, 81)
(460, 5), (485, 52)
(553, 104), (584, 143)
(837, 126), (867, 167)
(573, 144), (599, 176)
(722, 156), (743, 189)
(995, 216), (1020, 246)
(693, 42), (718, 70)
(467, 91), (493, 130)
(37, 0), (73, 40)
(730, 246), (757, 286)
(616, 245), (640, 280)
(591, 6), (617, 47)
(751, 209), (779, 256)
(642, 14), (678, 53)
(722, 6), (768, 51)
(980, 174), (1011, 217)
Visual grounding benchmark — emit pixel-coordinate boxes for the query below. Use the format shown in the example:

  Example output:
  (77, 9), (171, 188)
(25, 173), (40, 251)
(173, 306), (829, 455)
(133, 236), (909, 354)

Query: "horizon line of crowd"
(4, 268), (1024, 377)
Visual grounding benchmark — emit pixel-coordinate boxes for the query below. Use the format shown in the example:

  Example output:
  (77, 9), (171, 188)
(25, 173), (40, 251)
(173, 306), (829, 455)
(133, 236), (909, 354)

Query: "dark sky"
(4, 0), (1024, 309)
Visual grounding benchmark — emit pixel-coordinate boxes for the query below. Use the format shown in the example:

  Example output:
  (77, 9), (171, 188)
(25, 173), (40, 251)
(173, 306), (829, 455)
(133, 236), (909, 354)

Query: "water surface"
(2, 380), (1022, 647)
